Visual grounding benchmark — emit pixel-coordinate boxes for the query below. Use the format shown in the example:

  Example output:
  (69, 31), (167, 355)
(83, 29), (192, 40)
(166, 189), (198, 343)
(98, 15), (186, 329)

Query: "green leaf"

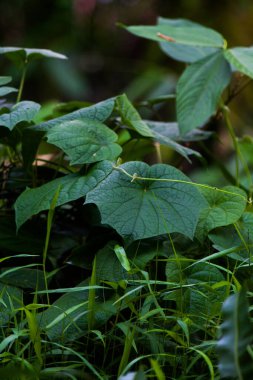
(33, 97), (116, 132)
(195, 186), (247, 241)
(0, 76), (12, 86)
(217, 290), (253, 379)
(116, 94), (154, 137)
(0, 283), (23, 325)
(224, 47), (253, 79)
(157, 18), (219, 63)
(0, 86), (17, 97)
(122, 22), (225, 48)
(114, 245), (131, 272)
(0, 47), (67, 63)
(14, 161), (113, 230)
(0, 101), (41, 130)
(177, 51), (231, 135)
(46, 119), (122, 165)
(85, 162), (206, 240)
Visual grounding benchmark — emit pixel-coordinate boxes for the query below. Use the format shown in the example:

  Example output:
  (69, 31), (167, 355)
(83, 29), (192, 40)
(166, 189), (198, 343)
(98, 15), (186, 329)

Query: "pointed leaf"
(177, 51), (231, 135)
(157, 18), (219, 63)
(217, 290), (253, 378)
(224, 47), (253, 79)
(14, 161), (113, 230)
(0, 101), (41, 130)
(85, 162), (206, 240)
(33, 97), (115, 132)
(122, 23), (225, 48)
(0, 86), (17, 97)
(195, 186), (247, 241)
(0, 47), (67, 63)
(116, 94), (154, 137)
(0, 76), (12, 86)
(46, 119), (122, 165)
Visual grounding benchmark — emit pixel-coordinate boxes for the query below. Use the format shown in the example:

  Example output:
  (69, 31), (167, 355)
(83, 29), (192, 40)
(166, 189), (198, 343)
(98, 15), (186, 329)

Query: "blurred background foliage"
(1, 0), (253, 179)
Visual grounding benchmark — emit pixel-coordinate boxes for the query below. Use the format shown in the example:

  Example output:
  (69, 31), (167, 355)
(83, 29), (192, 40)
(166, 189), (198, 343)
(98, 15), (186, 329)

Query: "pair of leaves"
(15, 161), (206, 241)
(0, 47), (67, 64)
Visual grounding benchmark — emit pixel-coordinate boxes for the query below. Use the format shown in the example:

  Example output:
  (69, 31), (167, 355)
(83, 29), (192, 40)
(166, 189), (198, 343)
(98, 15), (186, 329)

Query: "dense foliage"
(1, 18), (253, 379)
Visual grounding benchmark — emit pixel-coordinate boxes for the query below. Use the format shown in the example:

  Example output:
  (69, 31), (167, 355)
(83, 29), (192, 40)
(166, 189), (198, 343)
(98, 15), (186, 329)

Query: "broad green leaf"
(195, 186), (247, 241)
(224, 47), (253, 79)
(0, 283), (23, 325)
(177, 51), (231, 135)
(0, 268), (45, 290)
(85, 161), (206, 240)
(0, 47), (67, 63)
(46, 119), (122, 165)
(116, 94), (154, 137)
(122, 23), (225, 48)
(0, 101), (41, 130)
(217, 290), (253, 378)
(14, 161), (113, 230)
(0, 86), (17, 97)
(157, 18), (219, 63)
(33, 97), (116, 132)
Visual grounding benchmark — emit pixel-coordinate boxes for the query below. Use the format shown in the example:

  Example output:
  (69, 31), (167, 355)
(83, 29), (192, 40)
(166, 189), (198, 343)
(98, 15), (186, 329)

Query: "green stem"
(16, 59), (28, 103)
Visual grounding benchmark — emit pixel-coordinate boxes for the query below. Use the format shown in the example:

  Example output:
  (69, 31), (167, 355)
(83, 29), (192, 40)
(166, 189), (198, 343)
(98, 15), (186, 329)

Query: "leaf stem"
(16, 59), (28, 103)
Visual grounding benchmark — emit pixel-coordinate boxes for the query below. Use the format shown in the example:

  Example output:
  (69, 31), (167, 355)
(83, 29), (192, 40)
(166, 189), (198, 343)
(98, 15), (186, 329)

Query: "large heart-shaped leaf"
(195, 186), (247, 241)
(0, 47), (67, 63)
(217, 290), (253, 378)
(224, 47), (253, 79)
(33, 97), (116, 132)
(85, 162), (206, 240)
(0, 101), (41, 130)
(46, 120), (122, 165)
(116, 94), (154, 137)
(14, 161), (113, 230)
(157, 18), (219, 63)
(122, 23), (225, 48)
(177, 51), (231, 135)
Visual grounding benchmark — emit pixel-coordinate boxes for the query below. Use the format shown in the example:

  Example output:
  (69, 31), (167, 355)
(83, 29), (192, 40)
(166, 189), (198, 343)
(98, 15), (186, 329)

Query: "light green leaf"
(157, 18), (219, 63)
(0, 101), (41, 130)
(217, 290), (253, 378)
(85, 162), (206, 240)
(116, 94), (154, 137)
(224, 47), (253, 79)
(177, 51), (231, 135)
(114, 245), (131, 272)
(122, 23), (225, 48)
(0, 47), (67, 62)
(195, 186), (247, 241)
(0, 76), (12, 86)
(33, 97), (116, 132)
(14, 161), (113, 230)
(46, 119), (122, 165)
(0, 86), (17, 97)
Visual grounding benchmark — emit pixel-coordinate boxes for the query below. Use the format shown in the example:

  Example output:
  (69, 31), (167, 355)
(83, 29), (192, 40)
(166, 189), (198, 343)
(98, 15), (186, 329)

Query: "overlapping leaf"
(157, 17), (219, 62)
(177, 51), (231, 135)
(14, 161), (113, 230)
(224, 47), (253, 79)
(33, 97), (116, 132)
(46, 119), (122, 165)
(195, 186), (247, 241)
(0, 101), (41, 130)
(0, 47), (67, 63)
(85, 161), (206, 240)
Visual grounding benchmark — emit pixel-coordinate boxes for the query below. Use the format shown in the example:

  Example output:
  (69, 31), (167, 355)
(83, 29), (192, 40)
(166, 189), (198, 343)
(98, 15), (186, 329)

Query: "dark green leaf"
(217, 290), (253, 378)
(0, 101), (41, 130)
(177, 51), (231, 135)
(85, 162), (206, 240)
(33, 97), (116, 132)
(195, 186), (247, 241)
(14, 161), (113, 230)
(46, 119), (122, 165)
